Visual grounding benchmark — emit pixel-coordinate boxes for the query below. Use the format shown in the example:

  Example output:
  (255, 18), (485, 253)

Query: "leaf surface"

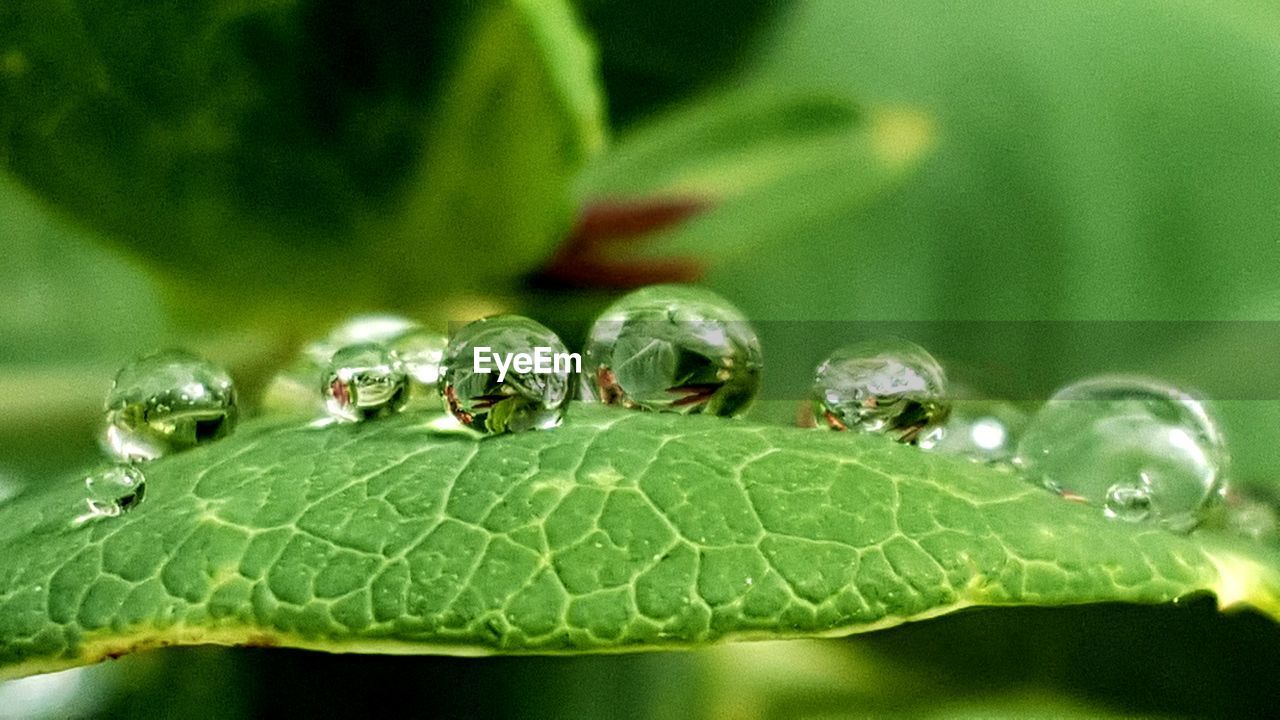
(1, 404), (1276, 679)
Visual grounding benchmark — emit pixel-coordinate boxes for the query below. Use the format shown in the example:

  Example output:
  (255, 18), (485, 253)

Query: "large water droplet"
(101, 350), (238, 462)
(1016, 376), (1228, 533)
(78, 465), (146, 523)
(811, 338), (950, 447)
(388, 327), (447, 411)
(932, 400), (1028, 463)
(440, 315), (572, 433)
(582, 285), (762, 416)
(322, 343), (409, 422)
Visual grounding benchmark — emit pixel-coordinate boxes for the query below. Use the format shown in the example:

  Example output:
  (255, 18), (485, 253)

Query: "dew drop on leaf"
(811, 338), (950, 447)
(1104, 483), (1153, 523)
(440, 315), (572, 434)
(322, 343), (409, 423)
(78, 465), (146, 523)
(388, 327), (448, 412)
(1016, 376), (1228, 533)
(101, 350), (238, 462)
(582, 285), (762, 416)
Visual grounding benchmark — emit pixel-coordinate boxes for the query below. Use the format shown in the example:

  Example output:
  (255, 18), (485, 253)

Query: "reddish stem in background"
(534, 197), (713, 289)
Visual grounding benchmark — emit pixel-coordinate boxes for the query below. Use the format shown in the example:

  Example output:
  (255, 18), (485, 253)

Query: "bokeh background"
(3, 0), (1280, 717)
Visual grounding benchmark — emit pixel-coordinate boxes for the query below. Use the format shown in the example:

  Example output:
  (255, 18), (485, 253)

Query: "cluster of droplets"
(272, 285), (762, 434)
(67, 283), (1258, 539)
(82, 350), (240, 523)
(803, 338), (1235, 534)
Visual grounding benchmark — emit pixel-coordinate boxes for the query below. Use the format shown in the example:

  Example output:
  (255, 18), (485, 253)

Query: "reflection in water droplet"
(76, 465), (146, 524)
(932, 400), (1028, 463)
(811, 338), (950, 447)
(441, 315), (572, 434)
(582, 285), (762, 417)
(388, 327), (448, 411)
(322, 343), (408, 422)
(262, 314), (424, 417)
(1104, 483), (1152, 522)
(101, 350), (238, 462)
(1016, 376), (1227, 533)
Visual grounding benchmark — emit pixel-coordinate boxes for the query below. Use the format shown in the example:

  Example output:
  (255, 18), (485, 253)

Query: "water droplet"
(322, 343), (409, 422)
(388, 327), (448, 411)
(811, 338), (950, 447)
(440, 315), (572, 433)
(582, 285), (762, 416)
(77, 465), (146, 523)
(1016, 376), (1228, 533)
(932, 400), (1028, 463)
(1104, 483), (1152, 522)
(101, 350), (238, 462)
(262, 314), (422, 417)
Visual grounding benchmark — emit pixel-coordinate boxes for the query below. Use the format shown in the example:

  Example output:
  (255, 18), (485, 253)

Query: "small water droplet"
(811, 338), (950, 447)
(101, 350), (238, 462)
(76, 465), (146, 524)
(1016, 376), (1227, 533)
(388, 327), (448, 411)
(440, 315), (572, 434)
(322, 343), (408, 422)
(582, 285), (762, 416)
(1104, 483), (1152, 522)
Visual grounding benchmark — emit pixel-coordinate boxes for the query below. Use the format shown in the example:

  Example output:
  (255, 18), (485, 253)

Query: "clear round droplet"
(932, 400), (1028, 463)
(1104, 483), (1153, 523)
(811, 338), (950, 447)
(80, 465), (146, 521)
(101, 350), (238, 462)
(322, 343), (409, 422)
(1015, 375), (1228, 533)
(388, 327), (448, 411)
(582, 285), (762, 416)
(262, 314), (422, 417)
(440, 315), (572, 434)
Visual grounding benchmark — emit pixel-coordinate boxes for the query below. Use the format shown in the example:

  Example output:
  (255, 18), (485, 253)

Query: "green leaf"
(2, 403), (1276, 679)
(0, 0), (604, 311)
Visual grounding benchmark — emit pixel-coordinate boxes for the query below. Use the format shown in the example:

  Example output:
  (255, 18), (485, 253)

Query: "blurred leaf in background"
(573, 0), (783, 126)
(0, 0), (604, 317)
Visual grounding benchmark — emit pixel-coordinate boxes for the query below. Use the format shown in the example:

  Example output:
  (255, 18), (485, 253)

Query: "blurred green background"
(3, 0), (1280, 717)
